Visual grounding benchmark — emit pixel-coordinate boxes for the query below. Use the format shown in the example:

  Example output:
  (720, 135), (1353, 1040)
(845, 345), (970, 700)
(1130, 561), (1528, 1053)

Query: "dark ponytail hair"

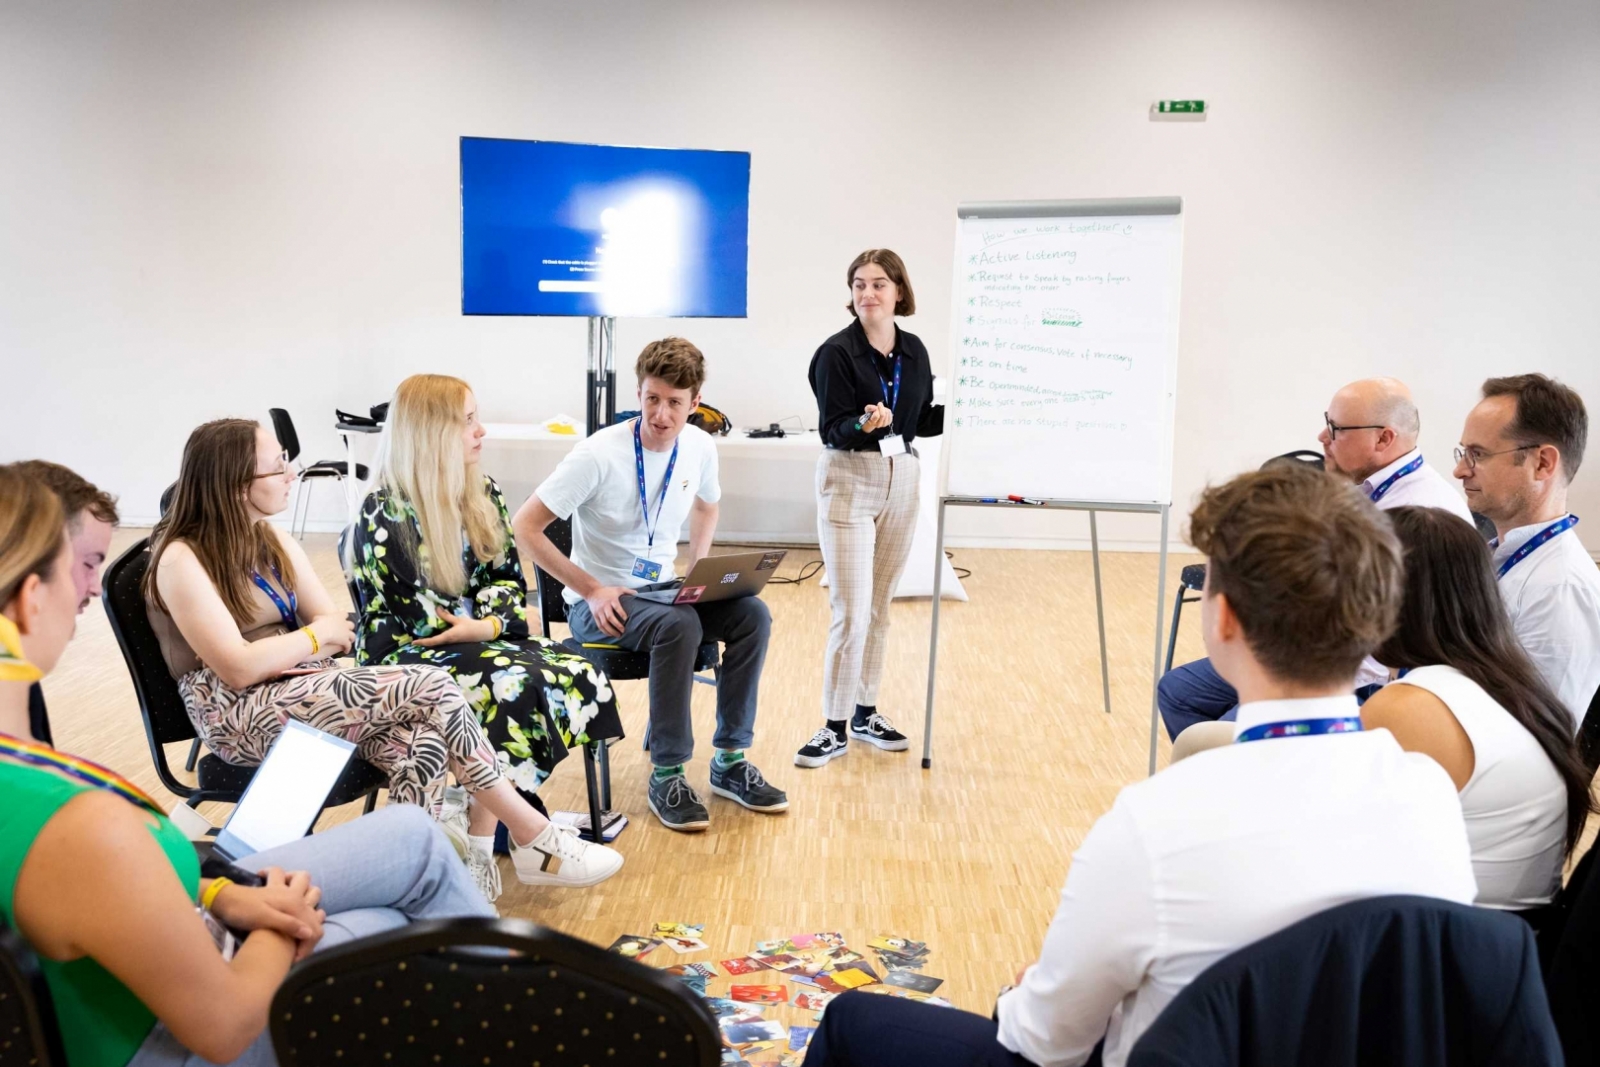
(1375, 506), (1595, 855)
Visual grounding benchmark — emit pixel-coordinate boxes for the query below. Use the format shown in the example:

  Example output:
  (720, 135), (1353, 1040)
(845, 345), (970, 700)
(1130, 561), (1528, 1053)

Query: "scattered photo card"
(653, 921), (706, 940)
(788, 1026), (815, 1051)
(831, 960), (879, 983)
(754, 953), (804, 972)
(722, 956), (770, 976)
(730, 983), (789, 1005)
(664, 934), (711, 955)
(884, 970), (944, 993)
(875, 948), (930, 971)
(608, 934), (663, 960)
(827, 967), (877, 990)
(662, 965), (708, 994)
(721, 1019), (787, 1046)
(705, 997), (745, 1018)
(679, 962), (717, 979)
(754, 938), (797, 955)
(868, 935), (928, 956)
(792, 989), (834, 1011)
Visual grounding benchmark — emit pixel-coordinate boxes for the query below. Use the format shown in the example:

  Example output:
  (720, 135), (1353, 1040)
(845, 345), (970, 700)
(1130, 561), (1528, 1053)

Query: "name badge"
(878, 434), (907, 458)
(632, 556), (663, 582)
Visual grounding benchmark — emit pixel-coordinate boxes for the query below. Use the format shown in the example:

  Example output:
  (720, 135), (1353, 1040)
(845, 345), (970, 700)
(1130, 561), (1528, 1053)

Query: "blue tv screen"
(461, 138), (750, 318)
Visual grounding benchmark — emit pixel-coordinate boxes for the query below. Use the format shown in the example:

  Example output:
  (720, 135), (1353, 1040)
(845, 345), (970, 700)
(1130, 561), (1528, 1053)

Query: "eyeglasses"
(250, 450), (300, 480)
(1452, 444), (1536, 471)
(1323, 413), (1385, 440)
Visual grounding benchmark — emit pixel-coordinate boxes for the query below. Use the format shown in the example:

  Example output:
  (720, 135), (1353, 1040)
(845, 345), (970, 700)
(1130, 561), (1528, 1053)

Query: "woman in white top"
(1360, 505), (1594, 913)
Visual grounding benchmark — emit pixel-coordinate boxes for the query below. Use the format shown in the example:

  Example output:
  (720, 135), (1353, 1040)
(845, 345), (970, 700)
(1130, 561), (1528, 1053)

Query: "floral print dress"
(352, 477), (624, 793)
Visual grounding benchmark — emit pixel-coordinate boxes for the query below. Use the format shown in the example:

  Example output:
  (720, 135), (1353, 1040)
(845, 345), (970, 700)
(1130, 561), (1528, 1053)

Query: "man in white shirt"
(1159, 377), (1470, 740)
(1455, 373), (1600, 734)
(513, 338), (788, 832)
(804, 465), (1477, 1067)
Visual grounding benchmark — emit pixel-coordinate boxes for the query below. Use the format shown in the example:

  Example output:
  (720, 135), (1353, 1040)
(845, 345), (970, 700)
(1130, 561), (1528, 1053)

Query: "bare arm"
(687, 498), (718, 568)
(511, 493), (634, 639)
(12, 792), (300, 1064)
(1360, 683), (1475, 790)
(154, 541), (346, 690)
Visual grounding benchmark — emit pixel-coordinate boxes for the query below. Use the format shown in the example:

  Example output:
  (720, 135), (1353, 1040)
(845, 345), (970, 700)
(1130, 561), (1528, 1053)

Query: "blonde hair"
(375, 374), (504, 596)
(0, 465), (69, 611)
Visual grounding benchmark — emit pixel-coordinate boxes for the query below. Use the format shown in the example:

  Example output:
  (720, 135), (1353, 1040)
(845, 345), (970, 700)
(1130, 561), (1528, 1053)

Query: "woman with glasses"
(350, 375), (624, 892)
(146, 419), (623, 901)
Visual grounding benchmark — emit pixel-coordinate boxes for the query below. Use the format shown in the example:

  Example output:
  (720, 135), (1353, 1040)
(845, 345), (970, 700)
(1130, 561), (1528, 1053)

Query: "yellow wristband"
(301, 625), (319, 656)
(488, 616), (502, 640)
(200, 877), (233, 911)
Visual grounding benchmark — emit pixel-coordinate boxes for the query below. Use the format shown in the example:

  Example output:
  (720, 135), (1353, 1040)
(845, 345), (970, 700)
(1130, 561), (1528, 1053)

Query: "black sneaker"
(794, 726), (848, 768)
(849, 712), (910, 751)
(647, 772), (710, 832)
(710, 760), (789, 812)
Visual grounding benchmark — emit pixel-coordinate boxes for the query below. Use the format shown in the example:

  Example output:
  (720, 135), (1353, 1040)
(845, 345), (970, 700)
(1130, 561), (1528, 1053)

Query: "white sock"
(468, 834), (495, 859)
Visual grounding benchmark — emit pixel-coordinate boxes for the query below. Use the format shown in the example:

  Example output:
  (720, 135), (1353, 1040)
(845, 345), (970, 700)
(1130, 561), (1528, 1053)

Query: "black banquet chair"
(1163, 450), (1325, 674)
(0, 918), (66, 1067)
(269, 917), (723, 1067)
(269, 407), (369, 540)
(100, 537), (386, 817)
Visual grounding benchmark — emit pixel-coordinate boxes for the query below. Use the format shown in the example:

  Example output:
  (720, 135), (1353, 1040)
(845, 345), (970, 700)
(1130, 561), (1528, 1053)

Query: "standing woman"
(352, 374), (625, 881)
(796, 250), (943, 769)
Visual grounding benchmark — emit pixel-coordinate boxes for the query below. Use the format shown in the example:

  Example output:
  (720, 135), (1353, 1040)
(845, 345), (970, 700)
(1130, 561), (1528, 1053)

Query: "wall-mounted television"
(461, 137), (750, 318)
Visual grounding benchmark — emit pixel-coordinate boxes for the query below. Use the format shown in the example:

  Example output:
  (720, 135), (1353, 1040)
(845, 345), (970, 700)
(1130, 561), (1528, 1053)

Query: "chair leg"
(1163, 590), (1188, 675)
(581, 743), (607, 844)
(362, 790), (379, 814)
(184, 738), (202, 772)
(597, 738), (613, 812)
(295, 479), (317, 540)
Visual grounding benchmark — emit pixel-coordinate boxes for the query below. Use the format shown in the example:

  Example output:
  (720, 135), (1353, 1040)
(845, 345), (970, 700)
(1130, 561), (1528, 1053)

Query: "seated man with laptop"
(513, 338), (789, 832)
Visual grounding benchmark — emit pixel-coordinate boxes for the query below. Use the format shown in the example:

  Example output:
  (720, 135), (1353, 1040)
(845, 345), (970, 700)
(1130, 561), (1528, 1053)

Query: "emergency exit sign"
(1154, 100), (1205, 114)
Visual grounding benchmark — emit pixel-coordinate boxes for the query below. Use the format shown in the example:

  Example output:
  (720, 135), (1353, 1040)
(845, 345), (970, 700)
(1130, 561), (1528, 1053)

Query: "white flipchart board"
(943, 198), (1183, 505)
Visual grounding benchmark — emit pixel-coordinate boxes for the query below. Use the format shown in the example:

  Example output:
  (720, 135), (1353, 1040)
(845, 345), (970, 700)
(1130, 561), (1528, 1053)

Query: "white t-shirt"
(1391, 665), (1567, 910)
(1493, 515), (1600, 732)
(535, 420), (721, 605)
(995, 695), (1476, 1067)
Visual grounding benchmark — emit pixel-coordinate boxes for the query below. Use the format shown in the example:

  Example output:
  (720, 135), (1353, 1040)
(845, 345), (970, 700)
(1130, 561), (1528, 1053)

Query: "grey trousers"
(126, 804), (495, 1067)
(567, 593), (772, 768)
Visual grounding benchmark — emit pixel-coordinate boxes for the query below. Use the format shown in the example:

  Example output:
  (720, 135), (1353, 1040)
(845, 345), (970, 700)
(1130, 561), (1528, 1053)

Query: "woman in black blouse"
(796, 249), (943, 769)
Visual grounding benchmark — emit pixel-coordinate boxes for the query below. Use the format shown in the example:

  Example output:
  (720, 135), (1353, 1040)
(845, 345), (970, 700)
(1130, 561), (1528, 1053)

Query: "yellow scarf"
(0, 613), (42, 683)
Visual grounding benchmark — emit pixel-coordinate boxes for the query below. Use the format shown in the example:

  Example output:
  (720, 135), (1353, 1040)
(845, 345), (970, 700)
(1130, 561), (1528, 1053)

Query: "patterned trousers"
(816, 448), (920, 722)
(177, 663), (503, 817)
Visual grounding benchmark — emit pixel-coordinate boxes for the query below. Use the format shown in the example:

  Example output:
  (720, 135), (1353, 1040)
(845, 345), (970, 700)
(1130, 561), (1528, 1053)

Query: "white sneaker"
(465, 846), (503, 905)
(511, 822), (624, 888)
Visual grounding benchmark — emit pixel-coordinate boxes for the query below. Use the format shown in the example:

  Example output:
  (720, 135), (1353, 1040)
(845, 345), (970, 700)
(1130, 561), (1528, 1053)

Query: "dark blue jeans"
(1157, 657), (1239, 740)
(806, 990), (1043, 1067)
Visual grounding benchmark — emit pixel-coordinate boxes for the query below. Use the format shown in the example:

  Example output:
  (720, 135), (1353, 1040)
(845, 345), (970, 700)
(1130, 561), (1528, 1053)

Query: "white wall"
(3, 0), (1598, 552)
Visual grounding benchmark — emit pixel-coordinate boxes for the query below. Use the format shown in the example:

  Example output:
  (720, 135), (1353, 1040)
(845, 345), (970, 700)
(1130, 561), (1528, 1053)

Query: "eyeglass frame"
(1323, 413), (1387, 440)
(250, 450), (302, 480)
(1451, 443), (1537, 471)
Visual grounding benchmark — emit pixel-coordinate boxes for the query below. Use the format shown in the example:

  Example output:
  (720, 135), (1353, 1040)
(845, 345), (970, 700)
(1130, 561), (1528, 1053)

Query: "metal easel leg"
(1090, 510), (1111, 715)
(1147, 506), (1171, 776)
(921, 499), (948, 769)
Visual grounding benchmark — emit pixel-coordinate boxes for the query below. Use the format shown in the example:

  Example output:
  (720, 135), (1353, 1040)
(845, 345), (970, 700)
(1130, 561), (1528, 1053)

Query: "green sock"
(713, 749), (745, 769)
(653, 764), (685, 781)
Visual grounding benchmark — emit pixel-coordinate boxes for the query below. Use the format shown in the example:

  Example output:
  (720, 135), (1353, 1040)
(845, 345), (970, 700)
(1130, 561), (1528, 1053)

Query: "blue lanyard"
(875, 355), (902, 416)
(250, 566), (298, 631)
(1236, 717), (1364, 744)
(1495, 515), (1580, 580)
(632, 418), (680, 549)
(1367, 455), (1425, 504)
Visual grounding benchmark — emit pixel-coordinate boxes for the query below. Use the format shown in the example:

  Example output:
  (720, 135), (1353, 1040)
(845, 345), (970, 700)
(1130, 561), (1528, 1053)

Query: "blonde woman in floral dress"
(353, 374), (625, 892)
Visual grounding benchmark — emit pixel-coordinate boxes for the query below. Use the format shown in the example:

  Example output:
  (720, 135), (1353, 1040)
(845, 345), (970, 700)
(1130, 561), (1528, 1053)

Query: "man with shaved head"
(1318, 378), (1471, 518)
(1158, 379), (1470, 743)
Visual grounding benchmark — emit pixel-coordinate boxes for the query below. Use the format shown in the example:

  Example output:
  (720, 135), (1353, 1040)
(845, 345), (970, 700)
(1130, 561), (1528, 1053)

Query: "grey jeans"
(566, 592), (772, 768)
(127, 804), (495, 1067)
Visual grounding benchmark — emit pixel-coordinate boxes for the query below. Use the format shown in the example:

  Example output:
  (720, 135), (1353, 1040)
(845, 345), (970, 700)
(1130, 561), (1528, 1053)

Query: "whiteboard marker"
(1007, 495), (1046, 506)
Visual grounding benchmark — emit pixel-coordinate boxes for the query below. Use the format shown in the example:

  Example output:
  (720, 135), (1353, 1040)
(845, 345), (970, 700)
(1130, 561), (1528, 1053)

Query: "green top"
(0, 758), (200, 1067)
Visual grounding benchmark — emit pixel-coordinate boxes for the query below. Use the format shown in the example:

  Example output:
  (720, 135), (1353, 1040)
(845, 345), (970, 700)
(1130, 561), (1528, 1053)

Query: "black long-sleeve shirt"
(808, 319), (944, 451)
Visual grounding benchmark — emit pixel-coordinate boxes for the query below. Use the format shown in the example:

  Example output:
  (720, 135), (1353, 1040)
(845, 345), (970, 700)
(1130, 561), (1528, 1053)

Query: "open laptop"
(630, 549), (788, 606)
(208, 720), (357, 863)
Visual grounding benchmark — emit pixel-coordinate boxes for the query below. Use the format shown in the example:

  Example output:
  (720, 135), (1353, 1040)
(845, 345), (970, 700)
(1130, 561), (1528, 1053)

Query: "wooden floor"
(49, 529), (1206, 1034)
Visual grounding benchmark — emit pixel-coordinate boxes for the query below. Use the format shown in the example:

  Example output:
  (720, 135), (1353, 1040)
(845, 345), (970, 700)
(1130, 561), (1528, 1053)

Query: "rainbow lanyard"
(0, 732), (165, 818)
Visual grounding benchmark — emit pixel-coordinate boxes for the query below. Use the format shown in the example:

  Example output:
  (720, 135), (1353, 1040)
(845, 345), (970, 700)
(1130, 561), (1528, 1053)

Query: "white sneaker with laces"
(465, 846), (503, 904)
(511, 822), (625, 887)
